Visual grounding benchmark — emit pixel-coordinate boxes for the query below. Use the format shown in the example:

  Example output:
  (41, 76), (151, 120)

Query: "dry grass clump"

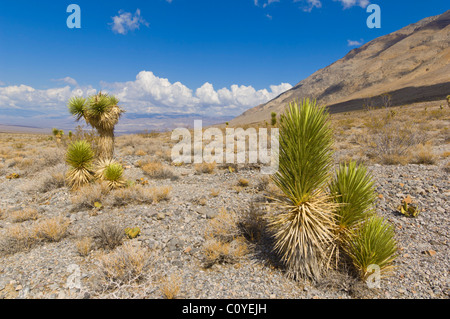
(71, 182), (110, 210)
(412, 143), (436, 165)
(140, 161), (177, 180)
(34, 216), (70, 242)
(22, 164), (66, 193)
(368, 120), (423, 165)
(239, 203), (267, 243)
(106, 185), (171, 206)
(93, 221), (125, 250)
(0, 216), (69, 256)
(160, 273), (182, 299)
(195, 162), (216, 174)
(95, 242), (152, 289)
(10, 208), (39, 223)
(76, 237), (93, 256)
(0, 224), (37, 255)
(202, 207), (249, 267)
(238, 178), (249, 187)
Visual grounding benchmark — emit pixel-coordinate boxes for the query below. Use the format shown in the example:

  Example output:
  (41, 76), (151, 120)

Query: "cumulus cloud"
(101, 71), (293, 115)
(111, 9), (149, 35)
(0, 71), (292, 124)
(0, 84), (96, 115)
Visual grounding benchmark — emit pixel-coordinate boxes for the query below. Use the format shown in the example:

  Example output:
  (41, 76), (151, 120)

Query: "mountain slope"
(230, 10), (450, 125)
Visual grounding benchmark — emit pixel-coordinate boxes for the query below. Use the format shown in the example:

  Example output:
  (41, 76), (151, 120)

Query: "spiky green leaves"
(273, 99), (333, 205)
(346, 216), (397, 280)
(66, 140), (95, 189)
(269, 99), (336, 281)
(68, 97), (87, 121)
(330, 162), (376, 232)
(94, 158), (125, 189)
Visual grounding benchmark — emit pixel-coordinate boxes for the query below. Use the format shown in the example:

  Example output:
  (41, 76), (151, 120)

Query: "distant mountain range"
(230, 10), (450, 126)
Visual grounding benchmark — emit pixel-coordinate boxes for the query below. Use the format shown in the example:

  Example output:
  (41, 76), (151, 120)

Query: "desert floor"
(0, 100), (448, 299)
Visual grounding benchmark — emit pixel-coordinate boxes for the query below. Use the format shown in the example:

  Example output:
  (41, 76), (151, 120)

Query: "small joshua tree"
(269, 99), (397, 282)
(66, 140), (95, 189)
(269, 99), (337, 281)
(94, 158), (126, 189)
(68, 92), (125, 160)
(329, 162), (377, 259)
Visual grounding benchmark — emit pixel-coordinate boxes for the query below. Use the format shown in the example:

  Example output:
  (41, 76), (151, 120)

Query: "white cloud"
(0, 71), (292, 122)
(52, 77), (78, 87)
(256, 0), (369, 11)
(102, 71), (293, 115)
(0, 84), (96, 115)
(0, 81), (5, 86)
(111, 9), (149, 35)
(334, 0), (370, 9)
(347, 39), (364, 46)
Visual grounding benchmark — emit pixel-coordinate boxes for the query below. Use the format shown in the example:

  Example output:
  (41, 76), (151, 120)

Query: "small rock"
(156, 213), (165, 220)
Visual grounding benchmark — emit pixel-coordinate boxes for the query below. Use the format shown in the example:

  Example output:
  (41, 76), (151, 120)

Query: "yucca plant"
(268, 99), (337, 281)
(66, 140), (95, 189)
(95, 159), (125, 189)
(68, 92), (125, 160)
(329, 162), (376, 241)
(346, 215), (397, 280)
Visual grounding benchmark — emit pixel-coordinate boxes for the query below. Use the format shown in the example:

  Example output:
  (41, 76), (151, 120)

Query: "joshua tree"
(68, 92), (125, 160)
(269, 99), (336, 281)
(269, 99), (397, 282)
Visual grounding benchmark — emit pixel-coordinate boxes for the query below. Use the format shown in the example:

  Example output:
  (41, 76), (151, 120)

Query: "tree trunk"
(97, 128), (115, 160)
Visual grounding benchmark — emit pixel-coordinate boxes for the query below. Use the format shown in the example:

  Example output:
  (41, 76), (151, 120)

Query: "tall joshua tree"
(68, 92), (125, 160)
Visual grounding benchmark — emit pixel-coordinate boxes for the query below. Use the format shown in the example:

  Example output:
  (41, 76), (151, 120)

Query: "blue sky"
(0, 0), (448, 129)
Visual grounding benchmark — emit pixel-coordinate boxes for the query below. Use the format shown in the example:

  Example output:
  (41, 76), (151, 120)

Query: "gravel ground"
(0, 150), (448, 299)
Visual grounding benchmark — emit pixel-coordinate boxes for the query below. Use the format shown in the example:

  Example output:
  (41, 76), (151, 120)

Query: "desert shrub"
(203, 208), (248, 267)
(95, 242), (152, 288)
(93, 221), (125, 250)
(10, 208), (40, 223)
(34, 216), (70, 242)
(346, 216), (397, 280)
(239, 202), (267, 243)
(106, 185), (171, 206)
(195, 162), (216, 174)
(203, 236), (248, 267)
(412, 143), (436, 165)
(71, 182), (110, 210)
(160, 273), (182, 299)
(238, 178), (249, 187)
(76, 237), (93, 256)
(23, 164), (66, 193)
(367, 117), (424, 165)
(0, 224), (37, 256)
(141, 161), (177, 180)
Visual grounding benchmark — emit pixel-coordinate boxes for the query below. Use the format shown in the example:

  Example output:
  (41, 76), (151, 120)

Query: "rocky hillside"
(230, 10), (450, 125)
